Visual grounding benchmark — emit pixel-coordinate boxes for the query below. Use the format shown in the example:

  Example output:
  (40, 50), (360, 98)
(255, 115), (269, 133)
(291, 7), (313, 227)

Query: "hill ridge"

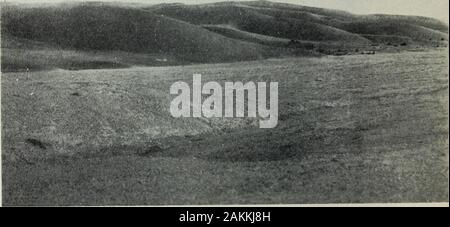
(1, 1), (448, 71)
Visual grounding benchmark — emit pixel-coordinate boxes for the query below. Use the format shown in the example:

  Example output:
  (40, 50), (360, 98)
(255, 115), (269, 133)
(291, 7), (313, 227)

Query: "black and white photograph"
(0, 0), (448, 207)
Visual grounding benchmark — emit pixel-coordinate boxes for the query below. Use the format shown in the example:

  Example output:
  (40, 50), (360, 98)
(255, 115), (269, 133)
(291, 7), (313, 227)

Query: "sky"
(4, 0), (449, 23)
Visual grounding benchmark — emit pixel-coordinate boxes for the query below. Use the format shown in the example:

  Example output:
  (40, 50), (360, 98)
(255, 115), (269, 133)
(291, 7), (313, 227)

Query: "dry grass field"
(2, 49), (448, 205)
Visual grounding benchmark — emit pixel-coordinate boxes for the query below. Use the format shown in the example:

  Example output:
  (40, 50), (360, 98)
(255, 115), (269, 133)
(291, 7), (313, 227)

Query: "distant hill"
(1, 3), (273, 62)
(148, 1), (448, 43)
(1, 1), (448, 71)
(147, 3), (371, 44)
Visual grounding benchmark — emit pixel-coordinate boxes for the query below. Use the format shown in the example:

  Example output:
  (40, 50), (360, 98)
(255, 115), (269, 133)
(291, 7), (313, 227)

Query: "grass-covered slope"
(148, 1), (448, 43)
(1, 1), (448, 72)
(1, 3), (272, 69)
(148, 3), (371, 44)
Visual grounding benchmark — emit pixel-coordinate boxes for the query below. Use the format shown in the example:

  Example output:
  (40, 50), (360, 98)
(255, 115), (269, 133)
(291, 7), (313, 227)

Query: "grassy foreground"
(2, 50), (449, 205)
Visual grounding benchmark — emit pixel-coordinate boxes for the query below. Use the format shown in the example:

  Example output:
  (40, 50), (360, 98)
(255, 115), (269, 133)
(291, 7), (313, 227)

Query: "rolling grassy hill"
(203, 24), (291, 47)
(148, 1), (448, 43)
(1, 3), (271, 62)
(1, 1), (448, 71)
(148, 3), (372, 43)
